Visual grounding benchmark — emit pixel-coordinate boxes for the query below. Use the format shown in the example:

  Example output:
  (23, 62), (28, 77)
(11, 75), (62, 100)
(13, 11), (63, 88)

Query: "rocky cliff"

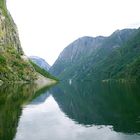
(50, 28), (140, 81)
(0, 0), (37, 82)
(50, 36), (106, 76)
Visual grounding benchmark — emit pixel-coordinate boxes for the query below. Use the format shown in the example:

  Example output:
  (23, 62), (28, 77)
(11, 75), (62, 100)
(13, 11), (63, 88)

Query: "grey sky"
(7, 0), (140, 65)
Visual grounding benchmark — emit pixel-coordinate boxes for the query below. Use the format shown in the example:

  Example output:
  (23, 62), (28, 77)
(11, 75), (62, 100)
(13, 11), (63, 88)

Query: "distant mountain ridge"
(50, 36), (106, 76)
(30, 56), (50, 71)
(50, 28), (140, 82)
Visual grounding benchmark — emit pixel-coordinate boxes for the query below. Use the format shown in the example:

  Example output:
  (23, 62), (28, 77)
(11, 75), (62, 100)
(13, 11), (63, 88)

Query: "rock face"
(30, 56), (50, 71)
(0, 11), (23, 54)
(50, 28), (140, 81)
(50, 36), (106, 76)
(0, 0), (37, 82)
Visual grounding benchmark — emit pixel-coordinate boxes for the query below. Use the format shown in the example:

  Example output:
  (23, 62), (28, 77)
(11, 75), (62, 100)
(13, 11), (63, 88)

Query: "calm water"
(0, 81), (140, 140)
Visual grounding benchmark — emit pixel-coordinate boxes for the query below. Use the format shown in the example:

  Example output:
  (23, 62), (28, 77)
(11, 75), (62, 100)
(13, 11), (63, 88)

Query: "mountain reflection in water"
(0, 83), (52, 140)
(51, 81), (140, 133)
(1, 81), (140, 140)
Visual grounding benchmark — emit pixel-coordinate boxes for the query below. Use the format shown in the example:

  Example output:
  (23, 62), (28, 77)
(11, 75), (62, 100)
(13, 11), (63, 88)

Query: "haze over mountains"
(50, 28), (140, 82)
(30, 56), (50, 71)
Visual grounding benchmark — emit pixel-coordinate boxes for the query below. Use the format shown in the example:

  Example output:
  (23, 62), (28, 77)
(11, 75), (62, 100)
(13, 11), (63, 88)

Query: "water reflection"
(0, 83), (52, 140)
(14, 81), (140, 140)
(51, 81), (140, 133)
(1, 81), (140, 140)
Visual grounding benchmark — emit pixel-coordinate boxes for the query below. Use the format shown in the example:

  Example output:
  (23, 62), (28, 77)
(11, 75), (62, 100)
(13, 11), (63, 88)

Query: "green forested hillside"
(81, 29), (140, 81)
(50, 28), (140, 82)
(30, 61), (58, 81)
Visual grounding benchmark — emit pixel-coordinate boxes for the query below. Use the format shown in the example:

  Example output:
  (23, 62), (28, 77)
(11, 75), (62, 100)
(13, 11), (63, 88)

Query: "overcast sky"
(7, 0), (140, 65)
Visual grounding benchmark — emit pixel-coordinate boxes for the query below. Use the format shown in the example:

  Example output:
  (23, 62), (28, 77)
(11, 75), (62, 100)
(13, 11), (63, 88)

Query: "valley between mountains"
(0, 0), (140, 84)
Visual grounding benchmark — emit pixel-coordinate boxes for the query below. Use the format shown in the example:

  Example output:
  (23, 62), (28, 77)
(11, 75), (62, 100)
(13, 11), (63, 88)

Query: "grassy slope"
(0, 48), (36, 81)
(30, 60), (59, 81)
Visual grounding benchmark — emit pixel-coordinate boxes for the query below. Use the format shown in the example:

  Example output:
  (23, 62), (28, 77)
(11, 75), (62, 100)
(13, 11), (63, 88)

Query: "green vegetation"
(99, 29), (140, 81)
(0, 83), (53, 140)
(51, 28), (140, 82)
(0, 47), (37, 81)
(0, 55), (6, 64)
(0, 0), (6, 15)
(0, 0), (11, 18)
(0, 1), (38, 82)
(118, 57), (140, 82)
(0, 0), (5, 9)
(0, 1), (57, 83)
(30, 60), (59, 81)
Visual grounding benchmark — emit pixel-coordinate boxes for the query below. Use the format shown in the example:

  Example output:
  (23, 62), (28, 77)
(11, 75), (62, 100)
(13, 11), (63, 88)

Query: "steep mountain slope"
(30, 56), (50, 71)
(106, 29), (140, 81)
(0, 1), (56, 83)
(0, 1), (37, 82)
(83, 28), (140, 81)
(50, 28), (140, 81)
(50, 36), (106, 76)
(30, 60), (58, 81)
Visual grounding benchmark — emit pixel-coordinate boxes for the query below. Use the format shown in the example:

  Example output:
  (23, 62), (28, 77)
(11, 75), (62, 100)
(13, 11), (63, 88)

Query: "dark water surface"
(0, 81), (140, 140)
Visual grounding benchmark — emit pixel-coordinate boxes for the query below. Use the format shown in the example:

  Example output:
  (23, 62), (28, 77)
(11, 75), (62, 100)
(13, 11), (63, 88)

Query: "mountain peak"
(30, 56), (50, 71)
(50, 28), (139, 81)
(112, 28), (137, 36)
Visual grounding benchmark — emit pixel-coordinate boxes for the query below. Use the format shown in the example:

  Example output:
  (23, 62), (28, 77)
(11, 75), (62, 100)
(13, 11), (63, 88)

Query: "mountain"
(50, 28), (140, 82)
(0, 1), (56, 83)
(30, 56), (50, 71)
(50, 36), (106, 76)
